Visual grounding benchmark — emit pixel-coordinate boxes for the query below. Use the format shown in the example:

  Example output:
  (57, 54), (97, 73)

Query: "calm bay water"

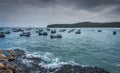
(0, 28), (120, 73)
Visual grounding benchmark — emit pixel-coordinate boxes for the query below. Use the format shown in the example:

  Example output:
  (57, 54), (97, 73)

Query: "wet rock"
(55, 65), (110, 73)
(26, 57), (42, 64)
(13, 49), (26, 58)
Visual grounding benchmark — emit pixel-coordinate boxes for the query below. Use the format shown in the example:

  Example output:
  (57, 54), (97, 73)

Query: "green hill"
(47, 22), (120, 28)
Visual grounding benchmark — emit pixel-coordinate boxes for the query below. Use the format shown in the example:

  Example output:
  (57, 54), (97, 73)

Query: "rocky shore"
(12, 49), (110, 73)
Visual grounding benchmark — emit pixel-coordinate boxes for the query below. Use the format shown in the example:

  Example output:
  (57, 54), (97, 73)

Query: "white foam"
(39, 59), (79, 69)
(25, 52), (54, 62)
(81, 64), (90, 67)
(16, 49), (79, 69)
(39, 61), (68, 69)
(26, 52), (42, 58)
(24, 51), (68, 69)
(41, 52), (53, 62)
(21, 58), (33, 67)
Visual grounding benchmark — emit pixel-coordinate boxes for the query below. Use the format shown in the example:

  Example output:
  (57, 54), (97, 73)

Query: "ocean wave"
(23, 50), (79, 69)
(21, 58), (33, 67)
(10, 48), (90, 68)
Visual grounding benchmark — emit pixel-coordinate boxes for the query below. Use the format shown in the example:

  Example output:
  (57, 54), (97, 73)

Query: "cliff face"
(47, 22), (120, 28)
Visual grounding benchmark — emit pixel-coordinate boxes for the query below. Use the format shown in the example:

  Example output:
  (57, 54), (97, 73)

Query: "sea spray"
(24, 50), (78, 69)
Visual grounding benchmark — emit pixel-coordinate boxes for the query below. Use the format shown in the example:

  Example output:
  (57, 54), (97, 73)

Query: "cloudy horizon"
(0, 0), (120, 27)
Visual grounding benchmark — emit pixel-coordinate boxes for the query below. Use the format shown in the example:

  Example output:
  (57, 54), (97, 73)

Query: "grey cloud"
(0, 0), (120, 12)
(0, 0), (120, 27)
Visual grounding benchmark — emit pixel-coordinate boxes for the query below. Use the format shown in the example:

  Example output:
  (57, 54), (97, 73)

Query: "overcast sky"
(0, 0), (120, 27)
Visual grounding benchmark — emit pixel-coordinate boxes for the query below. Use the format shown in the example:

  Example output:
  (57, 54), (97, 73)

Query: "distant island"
(47, 22), (120, 28)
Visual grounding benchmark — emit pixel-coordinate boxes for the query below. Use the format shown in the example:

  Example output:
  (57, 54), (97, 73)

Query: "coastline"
(11, 49), (110, 73)
(47, 22), (120, 28)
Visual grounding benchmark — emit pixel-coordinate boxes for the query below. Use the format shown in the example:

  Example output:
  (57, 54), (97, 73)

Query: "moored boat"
(12, 28), (24, 32)
(39, 32), (48, 35)
(50, 34), (62, 39)
(51, 30), (56, 34)
(2, 31), (10, 34)
(20, 32), (31, 37)
(113, 31), (116, 35)
(26, 28), (31, 30)
(36, 29), (43, 33)
(59, 29), (66, 32)
(0, 32), (5, 38)
(98, 30), (102, 32)
(68, 29), (75, 33)
(47, 28), (50, 31)
(75, 30), (81, 34)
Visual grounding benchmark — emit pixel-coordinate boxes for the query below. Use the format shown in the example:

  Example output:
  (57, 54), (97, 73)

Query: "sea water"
(0, 28), (120, 73)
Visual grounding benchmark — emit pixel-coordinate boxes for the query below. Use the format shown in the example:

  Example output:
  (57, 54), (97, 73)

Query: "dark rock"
(13, 49), (26, 57)
(27, 57), (42, 64)
(55, 65), (110, 73)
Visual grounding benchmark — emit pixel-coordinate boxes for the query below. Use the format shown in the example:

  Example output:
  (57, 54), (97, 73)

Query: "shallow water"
(0, 28), (120, 73)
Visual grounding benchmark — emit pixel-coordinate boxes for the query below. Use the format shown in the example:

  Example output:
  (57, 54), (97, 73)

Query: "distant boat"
(50, 34), (62, 39)
(98, 30), (102, 32)
(51, 30), (56, 34)
(12, 28), (24, 32)
(2, 31), (10, 34)
(113, 31), (116, 35)
(59, 29), (66, 32)
(47, 28), (50, 31)
(36, 29), (43, 33)
(20, 32), (31, 37)
(39, 32), (48, 35)
(0, 32), (5, 38)
(75, 30), (81, 34)
(26, 28), (31, 30)
(68, 29), (75, 33)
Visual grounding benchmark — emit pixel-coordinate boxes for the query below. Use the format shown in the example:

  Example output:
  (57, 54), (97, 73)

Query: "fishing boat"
(75, 30), (81, 34)
(47, 28), (50, 31)
(51, 30), (56, 34)
(113, 31), (116, 35)
(59, 29), (66, 32)
(26, 28), (31, 30)
(68, 29), (75, 33)
(2, 31), (10, 34)
(12, 28), (24, 32)
(98, 30), (102, 32)
(20, 32), (31, 37)
(0, 32), (5, 38)
(36, 29), (43, 33)
(50, 34), (62, 38)
(75, 31), (81, 34)
(39, 32), (48, 35)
